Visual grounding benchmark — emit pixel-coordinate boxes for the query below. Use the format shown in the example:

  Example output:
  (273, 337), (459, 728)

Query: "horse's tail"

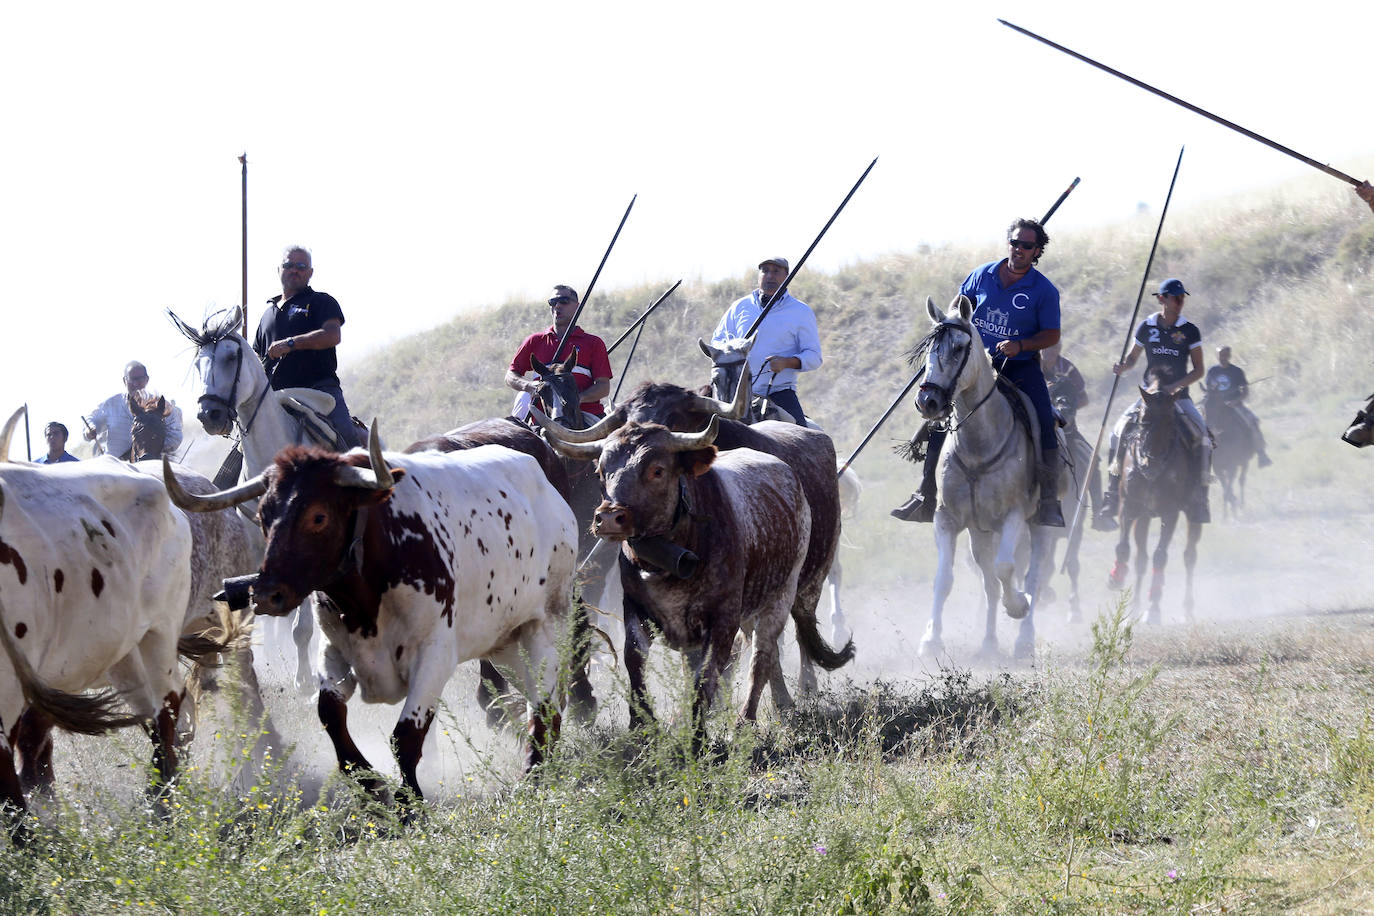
(792, 602), (855, 671)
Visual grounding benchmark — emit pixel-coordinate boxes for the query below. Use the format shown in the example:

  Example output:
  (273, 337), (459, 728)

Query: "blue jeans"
(766, 388), (806, 425)
(315, 384), (364, 449)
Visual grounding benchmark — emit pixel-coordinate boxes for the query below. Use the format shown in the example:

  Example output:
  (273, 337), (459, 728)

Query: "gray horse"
(911, 295), (1051, 660)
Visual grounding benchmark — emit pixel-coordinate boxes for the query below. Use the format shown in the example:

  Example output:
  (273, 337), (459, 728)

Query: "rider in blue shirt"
(892, 218), (1065, 526)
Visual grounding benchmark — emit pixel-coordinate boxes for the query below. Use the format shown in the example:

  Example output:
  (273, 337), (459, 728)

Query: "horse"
(1031, 393), (1095, 624)
(1106, 371), (1204, 624)
(699, 336), (859, 686)
(910, 295), (1051, 661)
(1202, 392), (1256, 519)
(168, 305), (333, 694)
(129, 391), (172, 462)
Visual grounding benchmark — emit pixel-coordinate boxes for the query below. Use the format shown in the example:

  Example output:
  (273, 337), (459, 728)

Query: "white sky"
(2, 0), (1368, 457)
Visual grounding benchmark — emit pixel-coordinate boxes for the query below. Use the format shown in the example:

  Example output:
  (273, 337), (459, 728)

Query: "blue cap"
(1156, 278), (1189, 297)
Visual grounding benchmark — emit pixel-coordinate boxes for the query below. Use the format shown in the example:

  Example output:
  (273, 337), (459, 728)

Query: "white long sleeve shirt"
(710, 291), (822, 396)
(87, 392), (183, 458)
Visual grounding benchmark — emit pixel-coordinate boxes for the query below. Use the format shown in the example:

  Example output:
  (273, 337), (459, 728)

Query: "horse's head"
(1138, 367), (1180, 423)
(914, 295), (979, 421)
(128, 391), (170, 461)
(698, 336), (753, 406)
(530, 347), (587, 430)
(169, 306), (265, 437)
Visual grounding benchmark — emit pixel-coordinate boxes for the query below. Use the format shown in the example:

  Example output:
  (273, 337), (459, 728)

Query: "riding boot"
(1095, 473), (1120, 531)
(1031, 451), (1066, 527)
(891, 427), (945, 522)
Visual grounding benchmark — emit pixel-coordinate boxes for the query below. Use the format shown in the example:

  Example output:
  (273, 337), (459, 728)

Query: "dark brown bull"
(543, 416), (853, 750)
(534, 377), (852, 692)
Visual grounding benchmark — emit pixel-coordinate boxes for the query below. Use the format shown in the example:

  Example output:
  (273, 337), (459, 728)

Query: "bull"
(541, 415), (853, 749)
(0, 444), (218, 838)
(164, 423), (579, 807)
(534, 375), (855, 693)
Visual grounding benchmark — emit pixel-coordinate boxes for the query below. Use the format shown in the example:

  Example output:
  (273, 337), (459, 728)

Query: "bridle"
(197, 334), (274, 440)
(918, 321), (1006, 432)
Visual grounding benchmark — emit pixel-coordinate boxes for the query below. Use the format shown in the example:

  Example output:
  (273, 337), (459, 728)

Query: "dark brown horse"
(129, 392), (172, 462)
(1106, 372), (1204, 624)
(1202, 393), (1256, 519)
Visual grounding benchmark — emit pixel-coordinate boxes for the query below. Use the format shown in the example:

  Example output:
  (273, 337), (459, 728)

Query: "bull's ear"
(369, 467), (407, 504)
(681, 447), (717, 478)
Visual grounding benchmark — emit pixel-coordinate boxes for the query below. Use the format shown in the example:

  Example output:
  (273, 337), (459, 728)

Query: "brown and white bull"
(542, 416), (854, 746)
(0, 450), (208, 836)
(164, 424), (578, 805)
(534, 377), (856, 692)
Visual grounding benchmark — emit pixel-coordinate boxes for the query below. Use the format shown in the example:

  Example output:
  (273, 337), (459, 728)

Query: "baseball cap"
(758, 256), (789, 272)
(1156, 278), (1189, 297)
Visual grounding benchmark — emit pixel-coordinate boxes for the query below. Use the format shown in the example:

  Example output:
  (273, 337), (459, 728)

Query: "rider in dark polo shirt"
(253, 245), (363, 448)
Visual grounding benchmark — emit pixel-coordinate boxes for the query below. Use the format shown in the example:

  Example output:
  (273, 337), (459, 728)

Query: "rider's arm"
(266, 319), (341, 360)
(1113, 343), (1143, 375)
(505, 369), (542, 396)
(995, 327), (1059, 359)
(1168, 346), (1206, 396)
(580, 377), (611, 404)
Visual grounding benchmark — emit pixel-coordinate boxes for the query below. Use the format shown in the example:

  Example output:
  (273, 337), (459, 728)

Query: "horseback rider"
(892, 218), (1066, 527)
(1098, 278), (1213, 525)
(1204, 345), (1272, 467)
(1043, 341), (1108, 528)
(710, 256), (822, 425)
(505, 285), (613, 425)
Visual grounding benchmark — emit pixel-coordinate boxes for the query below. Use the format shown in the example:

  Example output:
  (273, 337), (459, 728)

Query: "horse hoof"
(918, 636), (944, 659)
(1005, 593), (1030, 620)
(1106, 570), (1126, 591)
(295, 676), (316, 697)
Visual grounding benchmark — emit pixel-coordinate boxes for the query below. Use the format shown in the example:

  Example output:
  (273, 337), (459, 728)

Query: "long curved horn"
(0, 406), (25, 462)
(164, 455), (267, 512)
(529, 405), (624, 444)
(687, 367), (750, 419)
(333, 419), (397, 490)
(534, 409), (605, 462)
(666, 414), (720, 452)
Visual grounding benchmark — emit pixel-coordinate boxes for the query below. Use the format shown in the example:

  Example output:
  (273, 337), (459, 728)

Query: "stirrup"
(1032, 499), (1066, 528)
(890, 492), (935, 523)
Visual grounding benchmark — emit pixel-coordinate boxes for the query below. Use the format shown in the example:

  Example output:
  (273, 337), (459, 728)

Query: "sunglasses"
(1008, 239), (1039, 251)
(281, 261), (311, 271)
(548, 296), (573, 306)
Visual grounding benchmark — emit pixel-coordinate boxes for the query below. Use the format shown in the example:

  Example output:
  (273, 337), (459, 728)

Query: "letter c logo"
(1012, 293), (1030, 311)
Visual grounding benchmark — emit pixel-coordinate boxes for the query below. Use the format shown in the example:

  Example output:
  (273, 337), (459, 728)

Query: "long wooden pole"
(999, 20), (1361, 186)
(1063, 147), (1186, 552)
(744, 156), (878, 340)
(606, 279), (682, 355)
(551, 194), (636, 363)
(240, 153), (248, 336)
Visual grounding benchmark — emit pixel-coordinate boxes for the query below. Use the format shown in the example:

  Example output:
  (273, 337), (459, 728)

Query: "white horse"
(912, 295), (1050, 660)
(169, 305), (337, 694)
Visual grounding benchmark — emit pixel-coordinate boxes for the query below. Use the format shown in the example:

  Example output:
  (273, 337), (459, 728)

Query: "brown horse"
(128, 391), (172, 462)
(1202, 393), (1256, 519)
(1106, 372), (1204, 624)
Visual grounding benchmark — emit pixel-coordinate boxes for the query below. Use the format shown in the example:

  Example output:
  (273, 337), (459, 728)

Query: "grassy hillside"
(346, 171), (1374, 451)
(343, 170), (1374, 594)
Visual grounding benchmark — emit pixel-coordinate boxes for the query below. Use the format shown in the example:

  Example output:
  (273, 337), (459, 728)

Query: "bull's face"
(249, 449), (404, 615)
(592, 423), (718, 540)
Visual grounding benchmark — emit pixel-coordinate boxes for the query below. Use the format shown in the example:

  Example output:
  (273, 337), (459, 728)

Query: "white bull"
(0, 448), (199, 833)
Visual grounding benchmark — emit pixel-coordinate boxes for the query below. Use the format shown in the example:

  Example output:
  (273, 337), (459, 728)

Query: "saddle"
(276, 387), (345, 450)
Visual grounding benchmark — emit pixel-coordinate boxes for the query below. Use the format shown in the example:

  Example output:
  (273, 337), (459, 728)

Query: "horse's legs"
(1065, 519), (1084, 625)
(1109, 515), (1132, 590)
(994, 516), (1030, 621)
(1183, 520), (1202, 622)
(825, 558), (851, 648)
(292, 600), (317, 696)
(969, 529), (1002, 658)
(921, 522), (958, 658)
(1015, 528), (1050, 660)
(1132, 517), (1150, 620)
(1148, 513), (1179, 625)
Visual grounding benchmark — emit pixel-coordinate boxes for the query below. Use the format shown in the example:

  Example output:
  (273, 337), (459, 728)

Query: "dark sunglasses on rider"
(280, 261), (311, 271)
(1007, 239), (1038, 251)
(548, 295), (573, 306)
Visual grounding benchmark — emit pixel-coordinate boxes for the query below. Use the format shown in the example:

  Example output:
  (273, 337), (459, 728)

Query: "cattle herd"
(0, 352), (857, 840)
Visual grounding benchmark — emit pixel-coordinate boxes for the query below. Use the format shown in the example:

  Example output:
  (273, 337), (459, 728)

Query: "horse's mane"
(1141, 366), (1170, 394)
(903, 321), (955, 369)
(167, 307), (241, 348)
(128, 390), (171, 417)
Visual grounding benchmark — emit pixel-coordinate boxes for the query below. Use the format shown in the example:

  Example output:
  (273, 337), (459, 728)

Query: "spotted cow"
(164, 426), (578, 806)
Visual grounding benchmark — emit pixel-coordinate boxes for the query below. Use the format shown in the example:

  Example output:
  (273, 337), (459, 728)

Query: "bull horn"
(164, 455), (267, 512)
(533, 409), (605, 461)
(529, 405), (624, 444)
(666, 414), (720, 452)
(0, 406), (25, 462)
(688, 370), (750, 420)
(333, 418), (397, 490)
